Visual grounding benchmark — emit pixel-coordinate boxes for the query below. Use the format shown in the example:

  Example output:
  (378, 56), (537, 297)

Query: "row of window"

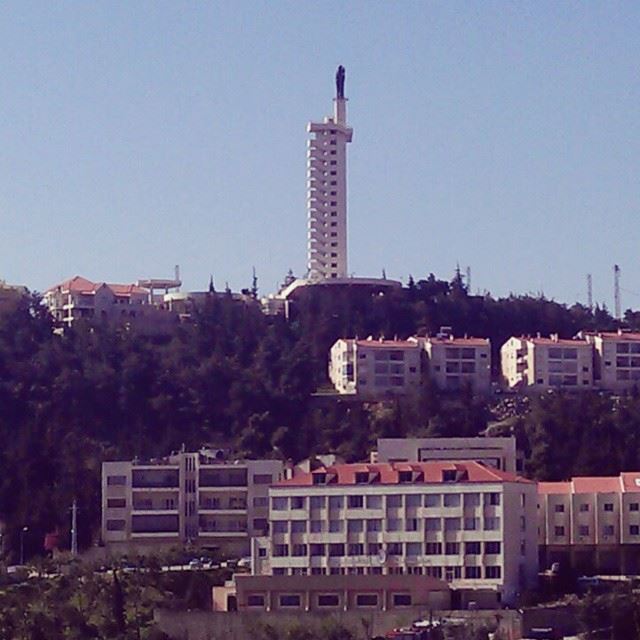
(270, 565), (502, 581)
(246, 592), (412, 609)
(107, 473), (272, 488)
(553, 524), (640, 537)
(272, 515), (502, 534)
(552, 502), (640, 513)
(272, 492), (501, 510)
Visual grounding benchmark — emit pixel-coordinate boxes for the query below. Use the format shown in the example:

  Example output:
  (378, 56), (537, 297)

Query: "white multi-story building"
(421, 334), (491, 394)
(375, 437), (518, 473)
(328, 338), (421, 398)
(102, 448), (283, 557)
(307, 66), (353, 281)
(538, 473), (640, 575)
(501, 335), (593, 391)
(254, 460), (538, 606)
(582, 330), (640, 392)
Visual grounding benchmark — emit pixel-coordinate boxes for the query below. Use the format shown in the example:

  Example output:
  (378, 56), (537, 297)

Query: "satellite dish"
(377, 548), (386, 564)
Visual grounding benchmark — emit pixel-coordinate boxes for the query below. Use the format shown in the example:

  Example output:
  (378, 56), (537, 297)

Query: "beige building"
(501, 335), (593, 391)
(582, 330), (640, 392)
(102, 448), (283, 557)
(328, 338), (421, 398)
(44, 275), (178, 334)
(253, 460), (538, 606)
(374, 437), (518, 473)
(538, 473), (640, 575)
(421, 334), (491, 394)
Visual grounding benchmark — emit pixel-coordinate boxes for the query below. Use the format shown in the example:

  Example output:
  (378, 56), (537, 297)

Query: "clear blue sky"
(1, 2), (639, 309)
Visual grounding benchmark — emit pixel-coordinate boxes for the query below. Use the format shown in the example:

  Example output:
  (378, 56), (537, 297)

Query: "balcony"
(132, 469), (179, 489)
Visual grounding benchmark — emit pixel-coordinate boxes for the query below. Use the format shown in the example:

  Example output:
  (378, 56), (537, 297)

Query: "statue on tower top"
(336, 65), (345, 99)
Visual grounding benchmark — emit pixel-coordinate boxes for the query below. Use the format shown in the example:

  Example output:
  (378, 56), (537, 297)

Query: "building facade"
(421, 334), (491, 394)
(0, 280), (27, 313)
(328, 338), (421, 398)
(44, 275), (178, 334)
(538, 473), (640, 575)
(307, 66), (353, 281)
(374, 437), (518, 473)
(102, 448), (283, 557)
(501, 335), (593, 391)
(583, 331), (640, 392)
(253, 461), (538, 606)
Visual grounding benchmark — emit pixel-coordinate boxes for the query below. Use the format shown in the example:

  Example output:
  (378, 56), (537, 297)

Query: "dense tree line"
(1, 275), (640, 559)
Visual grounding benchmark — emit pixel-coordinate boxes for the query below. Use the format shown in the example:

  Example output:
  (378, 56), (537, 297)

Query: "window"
(405, 518), (419, 532)
(328, 520), (343, 533)
(555, 526), (565, 537)
(464, 517), (479, 531)
(291, 520), (306, 533)
(310, 543), (325, 557)
(604, 503), (614, 512)
(630, 503), (639, 512)
(366, 495), (382, 509)
(485, 542), (501, 554)
(107, 498), (126, 508)
(445, 566), (462, 582)
(253, 518), (267, 531)
(347, 519), (364, 533)
(603, 525), (615, 536)
(317, 594), (340, 607)
(310, 496), (326, 509)
(465, 541), (481, 555)
(445, 517), (460, 531)
(273, 521), (288, 534)
(329, 543), (344, 557)
(386, 518), (401, 532)
(247, 595), (265, 607)
(356, 594), (378, 607)
(347, 495), (364, 508)
(425, 518), (441, 532)
(273, 568), (286, 575)
(106, 519), (126, 531)
(630, 525), (640, 536)
(465, 566), (481, 579)
(366, 519), (382, 532)
(310, 520), (323, 533)
(367, 543), (382, 556)
(425, 542), (442, 555)
(554, 504), (565, 513)
(355, 472), (369, 484)
(252, 474), (272, 485)
(485, 566), (501, 579)
(329, 496), (344, 510)
(387, 495), (402, 508)
(292, 544), (307, 557)
(425, 494), (441, 507)
(107, 475), (126, 486)
(348, 543), (364, 556)
(398, 471), (412, 483)
(484, 517), (500, 531)
(406, 494), (421, 508)
(579, 504), (590, 512)
(291, 496), (305, 509)
(445, 542), (460, 555)
(406, 542), (421, 557)
(273, 544), (288, 557)
(388, 542), (403, 556)
(392, 594), (412, 607)
(464, 493), (480, 507)
(272, 497), (287, 511)
(579, 525), (590, 536)
(443, 494), (460, 507)
(279, 594), (301, 608)
(253, 497), (268, 508)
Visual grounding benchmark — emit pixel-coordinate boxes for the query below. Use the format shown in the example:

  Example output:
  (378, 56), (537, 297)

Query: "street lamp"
(20, 526), (28, 565)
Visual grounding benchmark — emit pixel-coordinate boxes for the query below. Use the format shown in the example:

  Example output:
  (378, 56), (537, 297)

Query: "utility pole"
(587, 274), (593, 311)
(71, 498), (78, 556)
(614, 265), (621, 321)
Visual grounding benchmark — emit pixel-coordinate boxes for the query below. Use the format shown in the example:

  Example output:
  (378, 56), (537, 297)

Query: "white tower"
(307, 66), (353, 281)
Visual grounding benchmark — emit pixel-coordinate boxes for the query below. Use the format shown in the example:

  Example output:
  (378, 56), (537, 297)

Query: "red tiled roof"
(620, 473), (640, 492)
(539, 475), (640, 495)
(276, 460), (533, 487)
(572, 477), (621, 494)
(538, 482), (572, 495)
(598, 332), (640, 342)
(47, 276), (147, 297)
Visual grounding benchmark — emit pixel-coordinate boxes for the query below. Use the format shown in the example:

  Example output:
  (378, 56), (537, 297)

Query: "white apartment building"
(254, 460), (538, 606)
(375, 437), (518, 473)
(501, 335), (593, 391)
(538, 473), (640, 575)
(102, 448), (283, 557)
(582, 330), (640, 392)
(328, 338), (421, 398)
(421, 334), (491, 394)
(307, 66), (352, 281)
(44, 275), (178, 334)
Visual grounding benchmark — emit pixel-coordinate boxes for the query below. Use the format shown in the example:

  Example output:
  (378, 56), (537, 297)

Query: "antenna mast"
(587, 274), (593, 311)
(466, 266), (471, 292)
(614, 264), (621, 321)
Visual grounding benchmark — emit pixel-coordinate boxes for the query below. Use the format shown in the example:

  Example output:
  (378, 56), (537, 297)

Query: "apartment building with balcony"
(421, 333), (491, 394)
(101, 448), (283, 557)
(44, 275), (178, 334)
(581, 330), (640, 392)
(328, 338), (421, 398)
(252, 460), (538, 606)
(501, 335), (593, 391)
(538, 473), (640, 575)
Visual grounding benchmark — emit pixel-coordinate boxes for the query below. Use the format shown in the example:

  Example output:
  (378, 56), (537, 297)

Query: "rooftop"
(275, 460), (532, 488)
(47, 275), (147, 296)
(539, 473), (640, 494)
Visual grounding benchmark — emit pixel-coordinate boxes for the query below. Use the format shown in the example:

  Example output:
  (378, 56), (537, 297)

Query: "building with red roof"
(252, 459), (538, 607)
(538, 472), (640, 575)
